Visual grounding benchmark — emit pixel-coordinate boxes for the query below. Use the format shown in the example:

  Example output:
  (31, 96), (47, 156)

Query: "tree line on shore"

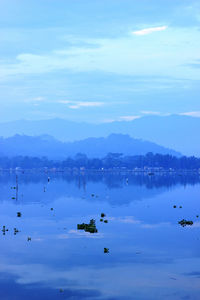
(0, 152), (200, 170)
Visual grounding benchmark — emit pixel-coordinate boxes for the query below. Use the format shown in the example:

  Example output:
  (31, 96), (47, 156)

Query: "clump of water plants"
(173, 205), (176, 208)
(101, 213), (106, 218)
(12, 197), (16, 200)
(77, 219), (98, 233)
(104, 248), (109, 253)
(178, 219), (193, 227)
(27, 237), (31, 241)
(2, 226), (8, 235)
(196, 215), (199, 218)
(50, 208), (53, 211)
(100, 218), (103, 222)
(14, 228), (19, 235)
(17, 212), (22, 217)
(104, 220), (108, 223)
(179, 206), (182, 208)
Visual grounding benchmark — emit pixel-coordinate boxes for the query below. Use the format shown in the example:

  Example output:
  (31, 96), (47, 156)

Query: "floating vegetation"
(179, 206), (182, 208)
(91, 194), (95, 197)
(104, 248), (109, 253)
(77, 219), (98, 233)
(101, 213), (106, 218)
(59, 289), (64, 293)
(196, 215), (199, 218)
(2, 226), (8, 235)
(12, 197), (16, 200)
(104, 220), (108, 223)
(11, 187), (16, 189)
(50, 208), (53, 211)
(100, 219), (103, 222)
(178, 219), (193, 227)
(48, 177), (50, 182)
(173, 205), (176, 208)
(27, 237), (31, 241)
(14, 228), (19, 235)
(17, 212), (22, 217)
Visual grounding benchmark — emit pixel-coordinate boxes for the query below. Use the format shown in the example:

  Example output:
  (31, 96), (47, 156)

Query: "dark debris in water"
(178, 219), (193, 227)
(77, 219), (98, 233)
(101, 213), (106, 218)
(104, 248), (109, 253)
(2, 226), (8, 234)
(14, 228), (19, 235)
(17, 212), (22, 217)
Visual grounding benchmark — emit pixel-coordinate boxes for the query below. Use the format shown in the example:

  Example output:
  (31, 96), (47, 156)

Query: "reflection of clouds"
(0, 276), (103, 300)
(0, 258), (200, 299)
(58, 230), (104, 239)
(0, 263), (73, 286)
(191, 222), (200, 228)
(109, 216), (141, 224)
(141, 222), (171, 229)
(110, 216), (171, 229)
(183, 271), (200, 278)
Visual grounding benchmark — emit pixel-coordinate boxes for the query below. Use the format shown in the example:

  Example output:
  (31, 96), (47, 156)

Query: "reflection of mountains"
(0, 172), (199, 205)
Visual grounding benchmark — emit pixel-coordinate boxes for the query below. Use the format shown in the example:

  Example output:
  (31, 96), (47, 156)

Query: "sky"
(0, 0), (200, 123)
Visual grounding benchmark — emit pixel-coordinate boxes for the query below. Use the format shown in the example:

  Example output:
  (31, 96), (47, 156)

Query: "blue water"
(0, 172), (200, 300)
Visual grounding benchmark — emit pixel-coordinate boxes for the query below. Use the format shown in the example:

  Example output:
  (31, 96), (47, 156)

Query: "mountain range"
(0, 134), (180, 159)
(0, 115), (199, 156)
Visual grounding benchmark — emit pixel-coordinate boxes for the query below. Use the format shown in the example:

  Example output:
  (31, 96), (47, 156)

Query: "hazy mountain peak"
(0, 115), (199, 156)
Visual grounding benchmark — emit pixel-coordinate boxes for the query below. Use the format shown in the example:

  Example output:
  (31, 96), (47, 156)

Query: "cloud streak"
(119, 115), (140, 121)
(132, 26), (167, 36)
(59, 100), (104, 109)
(179, 111), (200, 117)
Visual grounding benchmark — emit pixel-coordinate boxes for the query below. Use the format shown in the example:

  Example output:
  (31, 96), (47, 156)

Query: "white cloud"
(69, 101), (104, 109)
(132, 26), (167, 36)
(119, 115), (140, 121)
(179, 111), (200, 117)
(33, 96), (46, 102)
(0, 26), (200, 82)
(59, 100), (104, 109)
(141, 110), (163, 115)
(57, 100), (71, 104)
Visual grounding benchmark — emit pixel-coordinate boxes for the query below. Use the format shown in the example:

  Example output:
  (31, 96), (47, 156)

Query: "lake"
(0, 171), (200, 300)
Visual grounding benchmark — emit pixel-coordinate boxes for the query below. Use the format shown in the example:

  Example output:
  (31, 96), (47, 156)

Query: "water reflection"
(0, 172), (200, 299)
(0, 171), (199, 205)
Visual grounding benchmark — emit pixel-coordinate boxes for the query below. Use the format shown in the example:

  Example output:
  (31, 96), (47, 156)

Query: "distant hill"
(0, 134), (181, 159)
(0, 115), (199, 156)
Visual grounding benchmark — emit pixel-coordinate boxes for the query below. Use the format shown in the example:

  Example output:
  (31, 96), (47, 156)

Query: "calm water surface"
(0, 172), (200, 300)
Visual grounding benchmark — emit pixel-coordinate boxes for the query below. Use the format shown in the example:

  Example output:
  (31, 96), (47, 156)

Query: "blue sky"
(0, 0), (200, 122)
